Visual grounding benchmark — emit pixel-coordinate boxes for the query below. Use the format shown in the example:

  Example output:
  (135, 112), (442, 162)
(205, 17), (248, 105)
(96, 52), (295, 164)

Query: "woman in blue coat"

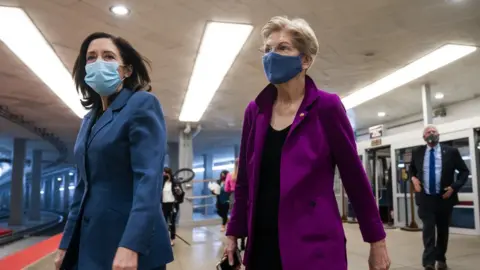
(54, 32), (173, 270)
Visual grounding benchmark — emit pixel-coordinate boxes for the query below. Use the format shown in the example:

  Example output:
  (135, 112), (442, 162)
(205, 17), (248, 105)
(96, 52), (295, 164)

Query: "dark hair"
(73, 32), (152, 109)
(220, 170), (229, 181)
(164, 167), (173, 176)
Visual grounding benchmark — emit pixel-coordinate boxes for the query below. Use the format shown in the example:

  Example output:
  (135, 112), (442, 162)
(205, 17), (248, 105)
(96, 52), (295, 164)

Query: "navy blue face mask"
(262, 52), (304, 84)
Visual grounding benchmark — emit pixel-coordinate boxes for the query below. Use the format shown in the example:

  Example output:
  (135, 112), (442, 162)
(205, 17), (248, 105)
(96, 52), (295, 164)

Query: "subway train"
(335, 115), (480, 236)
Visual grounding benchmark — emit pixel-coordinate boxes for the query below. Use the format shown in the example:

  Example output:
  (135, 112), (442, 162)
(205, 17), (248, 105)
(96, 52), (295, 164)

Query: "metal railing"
(0, 211), (64, 246)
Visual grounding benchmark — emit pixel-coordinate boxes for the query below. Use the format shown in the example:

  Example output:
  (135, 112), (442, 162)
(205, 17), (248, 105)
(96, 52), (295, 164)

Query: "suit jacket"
(59, 89), (174, 270)
(226, 76), (386, 270)
(409, 144), (470, 206)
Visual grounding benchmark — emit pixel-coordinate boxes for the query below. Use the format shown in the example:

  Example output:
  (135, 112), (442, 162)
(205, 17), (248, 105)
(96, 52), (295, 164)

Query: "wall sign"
(369, 125), (384, 139)
(371, 138), (382, 147)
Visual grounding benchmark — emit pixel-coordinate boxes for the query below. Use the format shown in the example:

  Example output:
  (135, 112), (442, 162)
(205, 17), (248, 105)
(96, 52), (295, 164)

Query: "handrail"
(185, 195), (215, 200)
(193, 204), (216, 209)
(190, 179), (215, 183)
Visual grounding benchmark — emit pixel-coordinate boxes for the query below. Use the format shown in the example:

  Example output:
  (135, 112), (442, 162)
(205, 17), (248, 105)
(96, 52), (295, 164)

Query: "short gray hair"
(261, 16), (319, 65)
(423, 124), (438, 134)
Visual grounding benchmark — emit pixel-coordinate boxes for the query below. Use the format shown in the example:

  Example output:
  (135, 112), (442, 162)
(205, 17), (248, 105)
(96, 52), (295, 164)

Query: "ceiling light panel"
(110, 5), (130, 16)
(342, 44), (477, 110)
(434, 92), (444, 99)
(179, 22), (253, 122)
(0, 7), (87, 118)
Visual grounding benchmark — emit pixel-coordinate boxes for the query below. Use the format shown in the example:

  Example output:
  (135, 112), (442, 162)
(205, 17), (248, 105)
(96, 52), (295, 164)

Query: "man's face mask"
(424, 133), (439, 145)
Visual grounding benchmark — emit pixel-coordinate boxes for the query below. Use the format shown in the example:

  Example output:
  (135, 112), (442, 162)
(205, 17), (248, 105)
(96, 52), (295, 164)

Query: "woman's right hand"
(54, 249), (66, 270)
(224, 235), (240, 268)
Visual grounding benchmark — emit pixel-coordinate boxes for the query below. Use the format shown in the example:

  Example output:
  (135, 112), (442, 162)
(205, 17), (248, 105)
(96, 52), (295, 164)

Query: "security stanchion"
(341, 186), (348, 223)
(401, 183), (421, 232)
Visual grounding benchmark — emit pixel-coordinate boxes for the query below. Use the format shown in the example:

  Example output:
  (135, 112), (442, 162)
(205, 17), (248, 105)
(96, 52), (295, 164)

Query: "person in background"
(225, 16), (390, 270)
(225, 159), (246, 250)
(54, 32), (173, 270)
(162, 167), (185, 246)
(216, 170), (231, 232)
(409, 125), (469, 270)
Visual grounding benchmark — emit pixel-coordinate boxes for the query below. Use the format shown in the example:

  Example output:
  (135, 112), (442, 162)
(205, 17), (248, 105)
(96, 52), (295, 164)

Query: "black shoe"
(437, 261), (448, 270)
(424, 266), (435, 270)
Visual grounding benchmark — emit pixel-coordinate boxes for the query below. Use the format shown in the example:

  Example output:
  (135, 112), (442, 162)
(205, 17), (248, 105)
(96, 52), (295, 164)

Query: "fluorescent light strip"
(179, 22), (253, 122)
(342, 44), (477, 110)
(0, 7), (87, 118)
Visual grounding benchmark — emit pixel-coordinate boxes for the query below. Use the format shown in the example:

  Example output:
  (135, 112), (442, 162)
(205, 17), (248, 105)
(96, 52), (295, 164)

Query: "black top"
(251, 125), (290, 269)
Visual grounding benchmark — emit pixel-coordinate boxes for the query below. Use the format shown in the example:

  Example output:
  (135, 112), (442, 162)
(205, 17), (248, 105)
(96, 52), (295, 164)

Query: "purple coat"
(226, 76), (386, 270)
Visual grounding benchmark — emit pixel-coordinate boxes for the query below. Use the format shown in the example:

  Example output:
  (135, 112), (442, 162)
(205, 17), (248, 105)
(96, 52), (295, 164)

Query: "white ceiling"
(0, 0), (479, 160)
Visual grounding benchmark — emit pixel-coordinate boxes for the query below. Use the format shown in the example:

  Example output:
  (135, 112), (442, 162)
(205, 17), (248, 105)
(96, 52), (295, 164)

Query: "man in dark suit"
(409, 125), (469, 270)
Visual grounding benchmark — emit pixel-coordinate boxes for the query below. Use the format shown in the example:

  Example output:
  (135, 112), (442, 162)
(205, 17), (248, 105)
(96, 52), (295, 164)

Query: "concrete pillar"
(234, 144), (240, 159)
(178, 131), (193, 225)
(29, 150), (42, 220)
(203, 154), (213, 180)
(54, 176), (62, 211)
(43, 179), (48, 209)
(421, 84), (433, 126)
(8, 138), (26, 226)
(202, 154), (213, 214)
(63, 172), (71, 212)
(168, 142), (179, 172)
(46, 178), (53, 210)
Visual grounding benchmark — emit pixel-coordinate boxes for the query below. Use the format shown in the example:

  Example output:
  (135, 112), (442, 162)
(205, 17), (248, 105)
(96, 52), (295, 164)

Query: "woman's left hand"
(112, 247), (138, 270)
(368, 239), (391, 270)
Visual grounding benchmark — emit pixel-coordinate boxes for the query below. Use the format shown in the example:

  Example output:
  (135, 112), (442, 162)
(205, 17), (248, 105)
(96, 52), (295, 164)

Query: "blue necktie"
(429, 148), (436, 195)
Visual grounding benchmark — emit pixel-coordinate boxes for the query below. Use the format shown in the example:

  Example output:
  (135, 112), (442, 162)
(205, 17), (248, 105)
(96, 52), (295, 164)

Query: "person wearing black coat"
(162, 167), (185, 246)
(409, 125), (469, 270)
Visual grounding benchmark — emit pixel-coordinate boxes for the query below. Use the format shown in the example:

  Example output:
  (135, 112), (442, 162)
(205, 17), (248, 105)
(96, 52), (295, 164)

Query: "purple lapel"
(252, 103), (271, 204)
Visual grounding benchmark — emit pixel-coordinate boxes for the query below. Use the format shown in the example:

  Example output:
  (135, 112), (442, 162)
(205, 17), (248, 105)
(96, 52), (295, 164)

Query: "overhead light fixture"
(0, 7), (87, 118)
(434, 92), (444, 99)
(179, 21), (253, 122)
(342, 44), (477, 109)
(377, 112), (386, 117)
(57, 177), (62, 181)
(109, 5), (130, 16)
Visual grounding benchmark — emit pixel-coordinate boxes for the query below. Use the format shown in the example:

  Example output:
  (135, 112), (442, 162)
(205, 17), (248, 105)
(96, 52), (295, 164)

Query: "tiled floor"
(168, 223), (480, 270)
(23, 223), (480, 269)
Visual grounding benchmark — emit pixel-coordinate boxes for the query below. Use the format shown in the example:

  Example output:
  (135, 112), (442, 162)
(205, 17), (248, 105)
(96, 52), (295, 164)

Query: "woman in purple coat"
(224, 16), (391, 270)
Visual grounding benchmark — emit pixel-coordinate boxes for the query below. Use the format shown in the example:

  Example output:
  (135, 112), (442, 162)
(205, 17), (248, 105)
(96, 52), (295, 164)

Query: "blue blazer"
(59, 89), (174, 270)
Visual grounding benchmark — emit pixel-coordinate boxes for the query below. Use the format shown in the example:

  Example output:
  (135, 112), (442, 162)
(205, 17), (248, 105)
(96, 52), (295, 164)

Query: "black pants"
(217, 203), (230, 225)
(418, 196), (453, 267)
(162, 202), (178, 240)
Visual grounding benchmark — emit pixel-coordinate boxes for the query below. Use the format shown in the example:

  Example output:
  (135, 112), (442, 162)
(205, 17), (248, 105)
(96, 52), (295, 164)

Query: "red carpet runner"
(0, 233), (62, 270)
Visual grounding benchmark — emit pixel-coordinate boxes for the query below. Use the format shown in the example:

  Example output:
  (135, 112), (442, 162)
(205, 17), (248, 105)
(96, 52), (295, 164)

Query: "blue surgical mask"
(262, 52), (303, 84)
(84, 60), (123, 96)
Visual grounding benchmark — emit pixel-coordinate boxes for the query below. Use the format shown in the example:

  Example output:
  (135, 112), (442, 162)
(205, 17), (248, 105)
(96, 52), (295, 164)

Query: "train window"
(442, 138), (472, 193)
(395, 147), (416, 195)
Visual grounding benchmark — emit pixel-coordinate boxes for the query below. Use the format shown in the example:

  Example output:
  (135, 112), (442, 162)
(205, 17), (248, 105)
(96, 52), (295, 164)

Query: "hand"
(368, 240), (391, 270)
(112, 247), (138, 270)
(411, 177), (421, 192)
(54, 249), (66, 270)
(442, 186), (454, 199)
(224, 235), (241, 269)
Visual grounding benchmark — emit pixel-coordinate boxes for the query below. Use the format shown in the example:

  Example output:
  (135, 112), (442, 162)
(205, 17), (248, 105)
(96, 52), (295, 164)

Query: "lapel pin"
(300, 112), (305, 117)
